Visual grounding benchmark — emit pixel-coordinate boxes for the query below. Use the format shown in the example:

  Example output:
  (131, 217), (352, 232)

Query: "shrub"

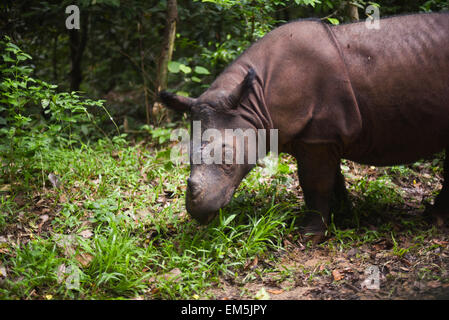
(0, 37), (109, 187)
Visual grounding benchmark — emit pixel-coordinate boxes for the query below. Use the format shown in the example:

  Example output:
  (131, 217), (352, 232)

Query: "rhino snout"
(185, 195), (217, 225)
(187, 177), (201, 199)
(185, 176), (236, 224)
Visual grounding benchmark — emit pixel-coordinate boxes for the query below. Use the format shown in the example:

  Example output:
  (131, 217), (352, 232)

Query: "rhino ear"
(159, 91), (196, 112)
(227, 68), (256, 108)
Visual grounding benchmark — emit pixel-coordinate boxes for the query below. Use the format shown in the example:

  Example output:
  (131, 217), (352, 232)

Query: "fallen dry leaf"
(79, 230), (93, 239)
(0, 264), (7, 278)
(332, 270), (344, 281)
(39, 214), (49, 224)
(149, 288), (160, 295)
(373, 239), (393, 251)
(267, 289), (284, 295)
(427, 280), (442, 289)
(283, 239), (293, 248)
(75, 252), (94, 267)
(58, 193), (67, 203)
(244, 256), (258, 270)
(432, 239), (448, 246)
(48, 173), (61, 189)
(160, 268), (182, 282)
(38, 214), (50, 233)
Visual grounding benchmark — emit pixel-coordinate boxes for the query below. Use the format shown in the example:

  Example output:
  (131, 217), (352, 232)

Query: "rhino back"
(333, 13), (449, 165)
(227, 19), (364, 148)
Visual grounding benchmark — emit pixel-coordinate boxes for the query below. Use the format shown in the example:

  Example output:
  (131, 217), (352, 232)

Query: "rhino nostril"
(187, 178), (200, 197)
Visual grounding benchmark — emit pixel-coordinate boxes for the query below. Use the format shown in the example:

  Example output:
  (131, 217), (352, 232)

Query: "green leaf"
(41, 99), (50, 109)
(2, 54), (14, 63)
(156, 149), (171, 160)
(21, 52), (32, 59)
(81, 124), (89, 136)
(179, 64), (192, 74)
(277, 163), (290, 174)
(327, 18), (340, 25)
(176, 91), (190, 97)
(167, 61), (181, 73)
(49, 124), (62, 132)
(194, 66), (210, 75)
(222, 213), (236, 226)
(17, 55), (28, 61)
(296, 0), (319, 7)
(191, 76), (201, 83)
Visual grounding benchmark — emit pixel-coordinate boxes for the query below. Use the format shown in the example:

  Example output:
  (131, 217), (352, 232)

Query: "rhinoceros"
(160, 13), (449, 242)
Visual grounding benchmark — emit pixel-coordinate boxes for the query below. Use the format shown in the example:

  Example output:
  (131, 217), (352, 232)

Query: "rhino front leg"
(294, 144), (342, 243)
(331, 167), (352, 217)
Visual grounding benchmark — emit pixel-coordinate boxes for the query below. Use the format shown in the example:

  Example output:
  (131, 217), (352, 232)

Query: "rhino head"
(160, 68), (262, 224)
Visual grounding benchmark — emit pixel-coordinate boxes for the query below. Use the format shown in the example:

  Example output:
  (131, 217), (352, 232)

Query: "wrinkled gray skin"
(161, 71), (258, 224)
(160, 13), (449, 241)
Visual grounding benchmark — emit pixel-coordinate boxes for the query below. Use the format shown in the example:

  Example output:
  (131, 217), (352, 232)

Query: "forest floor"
(207, 160), (449, 300)
(1, 138), (448, 300)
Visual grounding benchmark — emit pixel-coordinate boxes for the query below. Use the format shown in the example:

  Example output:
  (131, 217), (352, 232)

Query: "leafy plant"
(167, 60), (212, 96)
(0, 37), (109, 187)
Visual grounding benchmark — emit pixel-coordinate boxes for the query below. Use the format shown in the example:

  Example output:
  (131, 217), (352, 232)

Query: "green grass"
(0, 137), (300, 299)
(0, 133), (445, 299)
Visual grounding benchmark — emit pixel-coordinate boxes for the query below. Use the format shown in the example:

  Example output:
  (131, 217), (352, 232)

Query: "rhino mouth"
(186, 186), (236, 224)
(195, 211), (218, 225)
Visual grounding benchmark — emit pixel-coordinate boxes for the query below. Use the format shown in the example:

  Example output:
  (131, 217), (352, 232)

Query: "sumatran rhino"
(160, 13), (449, 242)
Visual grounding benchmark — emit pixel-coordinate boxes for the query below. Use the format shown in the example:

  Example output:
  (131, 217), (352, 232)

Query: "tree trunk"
(52, 34), (58, 82)
(68, 12), (89, 92)
(156, 0), (178, 93)
(137, 18), (155, 125)
(347, 2), (359, 21)
(153, 0), (178, 124)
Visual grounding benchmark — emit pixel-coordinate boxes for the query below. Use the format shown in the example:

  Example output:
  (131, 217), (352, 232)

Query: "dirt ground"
(209, 232), (449, 300)
(207, 161), (449, 300)
(2, 157), (448, 300)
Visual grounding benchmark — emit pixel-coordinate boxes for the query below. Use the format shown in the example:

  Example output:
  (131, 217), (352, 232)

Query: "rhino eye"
(222, 145), (234, 164)
(222, 163), (233, 173)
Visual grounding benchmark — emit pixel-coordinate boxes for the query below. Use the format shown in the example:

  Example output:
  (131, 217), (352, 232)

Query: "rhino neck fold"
(205, 62), (273, 132)
(240, 69), (273, 132)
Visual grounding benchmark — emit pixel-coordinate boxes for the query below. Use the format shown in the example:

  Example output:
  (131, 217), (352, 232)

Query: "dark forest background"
(2, 0), (448, 130)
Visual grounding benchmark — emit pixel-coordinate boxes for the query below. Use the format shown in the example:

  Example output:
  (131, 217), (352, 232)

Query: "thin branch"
(320, 9), (340, 21)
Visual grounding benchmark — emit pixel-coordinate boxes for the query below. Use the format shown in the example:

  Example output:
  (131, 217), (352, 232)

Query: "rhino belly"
(345, 104), (449, 166)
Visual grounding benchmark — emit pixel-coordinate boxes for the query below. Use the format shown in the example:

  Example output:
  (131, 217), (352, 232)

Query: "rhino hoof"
(300, 231), (327, 245)
(303, 234), (326, 245)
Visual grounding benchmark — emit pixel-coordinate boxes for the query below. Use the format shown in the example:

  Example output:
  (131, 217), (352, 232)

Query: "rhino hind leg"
(427, 150), (449, 227)
(330, 168), (352, 218)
